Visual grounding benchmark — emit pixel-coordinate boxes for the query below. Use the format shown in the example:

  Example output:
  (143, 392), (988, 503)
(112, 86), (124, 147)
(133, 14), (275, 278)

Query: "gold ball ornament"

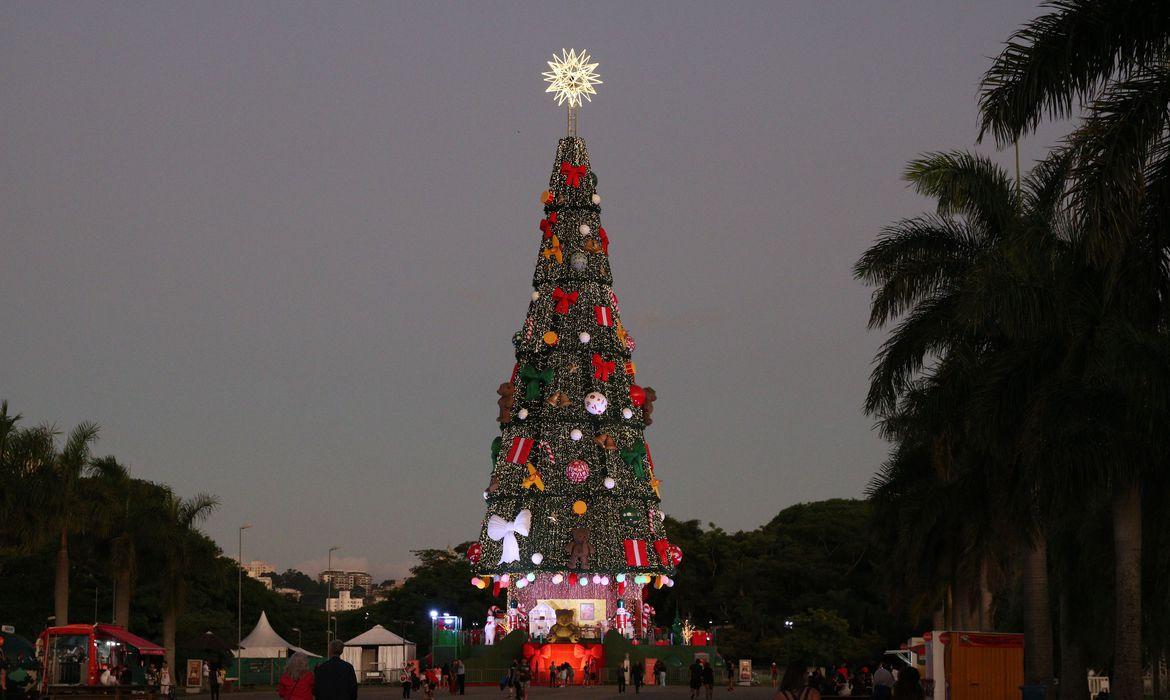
(572, 500), (588, 515)
(543, 330), (559, 346)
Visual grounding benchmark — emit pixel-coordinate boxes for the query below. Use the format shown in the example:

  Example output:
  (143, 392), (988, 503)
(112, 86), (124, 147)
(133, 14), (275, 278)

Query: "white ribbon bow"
(487, 509), (532, 564)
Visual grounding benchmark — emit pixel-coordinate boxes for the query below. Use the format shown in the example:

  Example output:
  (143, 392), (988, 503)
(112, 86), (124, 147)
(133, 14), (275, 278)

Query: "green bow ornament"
(620, 442), (648, 478)
(519, 364), (554, 401)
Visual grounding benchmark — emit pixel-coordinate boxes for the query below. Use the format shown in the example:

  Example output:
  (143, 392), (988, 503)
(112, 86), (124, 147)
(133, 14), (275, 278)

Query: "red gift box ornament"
(624, 538), (649, 566)
(653, 538), (670, 562)
(594, 306), (613, 327)
(560, 161), (587, 188)
(552, 287), (579, 314)
(592, 354), (616, 381)
(505, 436), (534, 465)
(467, 543), (483, 565)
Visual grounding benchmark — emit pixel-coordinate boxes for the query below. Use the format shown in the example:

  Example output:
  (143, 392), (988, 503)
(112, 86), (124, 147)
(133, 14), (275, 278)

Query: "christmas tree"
(468, 50), (680, 642)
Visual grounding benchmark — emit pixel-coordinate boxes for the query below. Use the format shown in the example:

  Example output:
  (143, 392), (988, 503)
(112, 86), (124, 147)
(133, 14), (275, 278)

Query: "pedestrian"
(455, 660), (465, 696)
(313, 640), (358, 700)
(774, 662), (818, 700)
(279, 653), (316, 700)
(689, 660), (703, 700)
(724, 658), (735, 692)
(566, 663), (574, 687)
(412, 668), (422, 694)
(770, 663), (778, 690)
(400, 668), (412, 699)
(872, 663), (894, 700)
(160, 661), (173, 700)
(654, 659), (666, 687)
(208, 660), (221, 700)
(891, 667), (923, 700)
(701, 660), (715, 700)
(549, 663), (556, 688)
(422, 677), (436, 700)
(617, 657), (627, 693)
(631, 661), (643, 695)
(515, 662), (531, 700)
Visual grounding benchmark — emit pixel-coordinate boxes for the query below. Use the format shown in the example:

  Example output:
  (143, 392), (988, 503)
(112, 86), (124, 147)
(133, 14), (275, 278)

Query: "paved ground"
(208, 686), (781, 700)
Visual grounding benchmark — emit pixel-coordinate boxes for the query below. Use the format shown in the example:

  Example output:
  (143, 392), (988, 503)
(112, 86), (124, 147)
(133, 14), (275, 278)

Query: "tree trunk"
(1022, 535), (1054, 685)
(163, 604), (177, 677)
(55, 529), (70, 624)
(979, 559), (994, 631)
(1112, 480), (1142, 700)
(1058, 586), (1088, 700)
(114, 567), (132, 630)
(932, 605), (945, 631)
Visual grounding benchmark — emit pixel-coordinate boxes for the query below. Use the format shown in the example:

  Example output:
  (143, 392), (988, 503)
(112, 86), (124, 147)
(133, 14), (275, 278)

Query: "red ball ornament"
(630, 385), (647, 407)
(667, 544), (683, 566)
(568, 572), (579, 586)
(466, 543), (483, 565)
(566, 459), (590, 483)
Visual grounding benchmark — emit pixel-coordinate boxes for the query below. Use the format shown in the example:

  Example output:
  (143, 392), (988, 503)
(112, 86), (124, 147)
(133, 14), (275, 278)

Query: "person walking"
(689, 660), (703, 700)
(454, 660), (465, 695)
(515, 662), (531, 700)
(891, 667), (923, 700)
(872, 663), (894, 700)
(770, 663), (778, 690)
(159, 660), (173, 700)
(208, 660), (221, 700)
(701, 660), (715, 700)
(654, 659), (666, 687)
(314, 640), (358, 700)
(279, 653), (316, 700)
(620, 655), (631, 693)
(774, 662), (819, 700)
(724, 658), (735, 692)
(631, 661), (643, 695)
(400, 668), (413, 699)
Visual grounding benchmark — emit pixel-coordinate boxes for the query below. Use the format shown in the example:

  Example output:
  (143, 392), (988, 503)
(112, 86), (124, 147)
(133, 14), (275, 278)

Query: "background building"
(325, 589), (364, 612)
(317, 570), (372, 592)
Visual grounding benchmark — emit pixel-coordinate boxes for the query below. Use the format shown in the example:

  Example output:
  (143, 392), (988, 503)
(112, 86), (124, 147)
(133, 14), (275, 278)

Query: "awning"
(95, 625), (166, 656)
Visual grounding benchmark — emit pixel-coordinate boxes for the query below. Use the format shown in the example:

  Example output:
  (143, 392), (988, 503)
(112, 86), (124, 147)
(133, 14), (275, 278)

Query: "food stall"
(39, 623), (165, 692)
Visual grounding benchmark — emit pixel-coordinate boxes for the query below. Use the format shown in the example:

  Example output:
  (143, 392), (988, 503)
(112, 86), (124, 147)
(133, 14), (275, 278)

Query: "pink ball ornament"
(566, 460), (590, 483)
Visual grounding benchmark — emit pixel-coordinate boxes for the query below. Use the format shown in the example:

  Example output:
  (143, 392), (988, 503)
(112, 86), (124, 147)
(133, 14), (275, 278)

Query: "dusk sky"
(2, 2), (1067, 580)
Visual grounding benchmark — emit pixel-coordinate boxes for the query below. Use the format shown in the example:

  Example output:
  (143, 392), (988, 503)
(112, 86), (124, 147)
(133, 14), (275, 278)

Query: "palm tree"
(150, 489), (219, 672)
(30, 421), (103, 624)
(88, 457), (137, 629)
(979, 5), (1170, 696)
(856, 150), (1078, 684)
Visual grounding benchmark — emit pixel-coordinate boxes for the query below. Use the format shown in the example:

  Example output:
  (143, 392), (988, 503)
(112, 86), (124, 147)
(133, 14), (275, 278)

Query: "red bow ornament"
(560, 161), (587, 188)
(592, 353), (616, 381)
(552, 287), (579, 314)
(540, 212), (558, 240)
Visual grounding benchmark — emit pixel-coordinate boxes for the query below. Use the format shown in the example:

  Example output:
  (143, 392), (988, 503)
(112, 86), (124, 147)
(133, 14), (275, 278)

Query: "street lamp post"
(238, 524), (252, 659)
(292, 628), (301, 649)
(326, 546), (341, 651)
(429, 610), (438, 668)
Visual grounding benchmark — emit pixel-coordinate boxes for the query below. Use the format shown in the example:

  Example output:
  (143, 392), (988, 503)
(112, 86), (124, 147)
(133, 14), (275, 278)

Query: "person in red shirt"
(278, 653), (315, 700)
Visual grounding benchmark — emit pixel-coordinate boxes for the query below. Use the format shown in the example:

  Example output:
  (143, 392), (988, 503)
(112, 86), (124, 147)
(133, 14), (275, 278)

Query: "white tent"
(237, 612), (319, 658)
(342, 625), (416, 682)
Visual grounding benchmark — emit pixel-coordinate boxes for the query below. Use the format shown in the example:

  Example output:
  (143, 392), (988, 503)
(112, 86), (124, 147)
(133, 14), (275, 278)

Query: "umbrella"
(181, 631), (233, 659)
(0, 632), (36, 660)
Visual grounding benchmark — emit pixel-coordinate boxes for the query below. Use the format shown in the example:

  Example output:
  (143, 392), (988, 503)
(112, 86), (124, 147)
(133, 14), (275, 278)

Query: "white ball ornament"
(516, 578), (528, 589)
(570, 428), (583, 441)
(531, 291), (540, 301)
(518, 408), (529, 420)
(579, 331), (591, 343)
(604, 477), (616, 490)
(500, 574), (510, 584)
(552, 573), (564, 584)
(531, 552), (544, 565)
(615, 573), (625, 583)
(584, 391), (609, 415)
(591, 194), (601, 205)
(592, 574), (601, 584)
(579, 224), (591, 235)
(570, 252), (588, 271)
(601, 576), (610, 585)
(579, 576), (589, 587)
(527, 572), (536, 582)
(622, 407), (633, 419)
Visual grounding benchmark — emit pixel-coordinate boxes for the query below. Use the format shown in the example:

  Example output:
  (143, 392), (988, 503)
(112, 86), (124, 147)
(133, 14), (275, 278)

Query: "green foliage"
(646, 500), (907, 665)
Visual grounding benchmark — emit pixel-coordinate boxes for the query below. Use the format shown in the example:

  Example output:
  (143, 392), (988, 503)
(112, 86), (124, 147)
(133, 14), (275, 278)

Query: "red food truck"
(39, 623), (165, 691)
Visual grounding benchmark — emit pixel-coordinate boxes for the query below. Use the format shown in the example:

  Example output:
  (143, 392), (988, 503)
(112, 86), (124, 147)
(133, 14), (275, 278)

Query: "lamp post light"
(429, 610), (438, 668)
(238, 524), (252, 658)
(326, 546), (341, 650)
(292, 627), (301, 648)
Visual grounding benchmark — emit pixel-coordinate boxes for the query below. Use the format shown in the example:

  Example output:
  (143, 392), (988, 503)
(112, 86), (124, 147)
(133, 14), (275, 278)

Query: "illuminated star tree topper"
(542, 48), (602, 136)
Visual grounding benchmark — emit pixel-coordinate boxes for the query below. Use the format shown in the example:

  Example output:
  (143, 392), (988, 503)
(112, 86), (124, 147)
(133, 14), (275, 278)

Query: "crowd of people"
(769, 660), (924, 700)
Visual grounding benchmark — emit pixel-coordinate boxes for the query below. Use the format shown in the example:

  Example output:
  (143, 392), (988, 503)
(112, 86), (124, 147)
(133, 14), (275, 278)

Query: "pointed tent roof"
(237, 612), (319, 658)
(343, 624), (414, 647)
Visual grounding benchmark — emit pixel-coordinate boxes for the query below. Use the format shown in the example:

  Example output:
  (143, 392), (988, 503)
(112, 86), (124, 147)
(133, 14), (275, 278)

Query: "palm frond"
(904, 151), (1018, 234)
(978, 0), (1170, 144)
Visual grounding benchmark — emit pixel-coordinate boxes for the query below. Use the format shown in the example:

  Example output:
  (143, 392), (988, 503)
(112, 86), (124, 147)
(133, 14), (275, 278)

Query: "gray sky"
(2, 2), (1066, 580)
